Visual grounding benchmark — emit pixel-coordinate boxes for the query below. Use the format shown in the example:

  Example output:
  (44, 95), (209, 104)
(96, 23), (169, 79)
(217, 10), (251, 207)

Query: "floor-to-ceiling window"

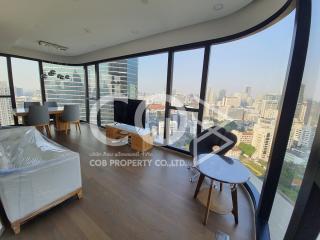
(0, 57), (14, 126)
(168, 48), (204, 151)
(99, 59), (137, 125)
(43, 63), (86, 121)
(98, 53), (168, 144)
(203, 12), (295, 192)
(269, 1), (320, 239)
(136, 53), (168, 144)
(11, 58), (41, 108)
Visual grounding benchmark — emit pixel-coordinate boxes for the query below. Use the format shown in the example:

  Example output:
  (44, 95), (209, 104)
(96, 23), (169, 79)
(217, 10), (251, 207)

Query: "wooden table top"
(13, 107), (64, 117)
(196, 154), (250, 184)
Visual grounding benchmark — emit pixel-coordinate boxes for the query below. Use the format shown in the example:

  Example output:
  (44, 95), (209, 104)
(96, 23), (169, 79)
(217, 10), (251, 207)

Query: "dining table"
(12, 107), (67, 131)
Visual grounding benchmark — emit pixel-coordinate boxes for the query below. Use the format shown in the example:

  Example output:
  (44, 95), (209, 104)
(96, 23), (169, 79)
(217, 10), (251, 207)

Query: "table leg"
(203, 179), (214, 225)
(231, 184), (239, 224)
(193, 173), (205, 199)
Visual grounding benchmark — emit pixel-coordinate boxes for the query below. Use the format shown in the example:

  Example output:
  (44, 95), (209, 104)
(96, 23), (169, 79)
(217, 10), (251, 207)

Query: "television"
(113, 98), (146, 128)
(114, 99), (128, 124)
(127, 99), (146, 128)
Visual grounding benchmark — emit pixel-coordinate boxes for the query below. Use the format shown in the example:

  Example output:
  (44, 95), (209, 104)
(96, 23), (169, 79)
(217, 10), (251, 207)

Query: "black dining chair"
(188, 126), (237, 184)
(24, 102), (41, 109)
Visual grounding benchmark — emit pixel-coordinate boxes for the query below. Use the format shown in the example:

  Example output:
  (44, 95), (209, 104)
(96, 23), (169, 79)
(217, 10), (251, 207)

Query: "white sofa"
(0, 127), (82, 234)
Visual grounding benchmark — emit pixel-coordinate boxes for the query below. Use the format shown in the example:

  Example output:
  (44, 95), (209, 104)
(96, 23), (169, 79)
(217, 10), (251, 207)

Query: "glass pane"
(168, 110), (198, 151)
(171, 48), (204, 108)
(137, 53), (168, 144)
(202, 12), (295, 191)
(99, 59), (138, 125)
(88, 65), (97, 99)
(0, 98), (14, 126)
(0, 57), (10, 95)
(269, 1), (320, 239)
(43, 63), (86, 121)
(87, 65), (97, 124)
(11, 58), (41, 108)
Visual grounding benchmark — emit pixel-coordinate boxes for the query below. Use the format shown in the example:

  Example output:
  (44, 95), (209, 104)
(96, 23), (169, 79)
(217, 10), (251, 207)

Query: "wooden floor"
(0, 123), (255, 240)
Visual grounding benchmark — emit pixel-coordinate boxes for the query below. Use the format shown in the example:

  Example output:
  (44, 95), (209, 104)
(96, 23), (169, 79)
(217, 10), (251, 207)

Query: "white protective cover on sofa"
(0, 127), (82, 223)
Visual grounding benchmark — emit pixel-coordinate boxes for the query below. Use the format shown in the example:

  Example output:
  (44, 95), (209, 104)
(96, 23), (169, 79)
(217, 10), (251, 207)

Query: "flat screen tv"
(113, 99), (146, 128)
(127, 99), (146, 128)
(114, 99), (128, 124)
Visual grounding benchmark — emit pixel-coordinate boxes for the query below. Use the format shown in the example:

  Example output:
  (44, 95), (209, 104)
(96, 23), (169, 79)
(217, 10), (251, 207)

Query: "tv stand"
(105, 123), (153, 152)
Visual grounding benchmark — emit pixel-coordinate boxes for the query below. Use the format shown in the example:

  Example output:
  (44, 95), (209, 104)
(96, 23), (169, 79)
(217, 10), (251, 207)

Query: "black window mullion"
(84, 65), (90, 123)
(6, 57), (17, 125)
(164, 50), (174, 145)
(95, 63), (101, 127)
(197, 45), (211, 134)
(39, 61), (46, 103)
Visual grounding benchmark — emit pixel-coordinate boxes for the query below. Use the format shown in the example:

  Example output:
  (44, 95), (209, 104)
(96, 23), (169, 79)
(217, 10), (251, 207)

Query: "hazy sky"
(10, 57), (41, 93)
(138, 11), (296, 97)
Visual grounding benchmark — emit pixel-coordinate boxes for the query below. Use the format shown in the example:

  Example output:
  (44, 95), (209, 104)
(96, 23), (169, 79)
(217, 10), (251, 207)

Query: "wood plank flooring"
(0, 123), (255, 240)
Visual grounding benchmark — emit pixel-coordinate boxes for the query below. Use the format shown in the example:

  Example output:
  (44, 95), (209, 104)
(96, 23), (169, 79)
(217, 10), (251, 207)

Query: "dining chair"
(188, 126), (237, 185)
(27, 105), (51, 138)
(61, 105), (81, 134)
(23, 102), (41, 108)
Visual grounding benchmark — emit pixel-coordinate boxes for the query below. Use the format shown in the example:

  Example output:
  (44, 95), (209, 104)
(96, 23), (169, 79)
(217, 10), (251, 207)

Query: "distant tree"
(238, 143), (256, 157)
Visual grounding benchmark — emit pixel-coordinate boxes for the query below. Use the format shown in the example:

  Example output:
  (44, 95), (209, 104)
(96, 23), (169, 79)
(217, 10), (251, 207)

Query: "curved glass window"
(269, 1), (320, 239)
(203, 12), (295, 192)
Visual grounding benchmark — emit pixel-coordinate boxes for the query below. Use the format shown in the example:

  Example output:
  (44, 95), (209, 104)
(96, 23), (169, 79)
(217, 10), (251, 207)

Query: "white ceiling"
(0, 0), (253, 57)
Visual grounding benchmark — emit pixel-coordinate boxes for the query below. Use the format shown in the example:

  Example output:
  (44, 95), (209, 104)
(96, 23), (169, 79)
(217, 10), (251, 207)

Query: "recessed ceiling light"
(213, 3), (224, 11)
(38, 41), (68, 51)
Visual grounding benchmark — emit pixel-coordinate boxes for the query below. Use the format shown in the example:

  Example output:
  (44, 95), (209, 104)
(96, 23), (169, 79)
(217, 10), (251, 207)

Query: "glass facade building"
(43, 63), (86, 120)
(99, 59), (138, 125)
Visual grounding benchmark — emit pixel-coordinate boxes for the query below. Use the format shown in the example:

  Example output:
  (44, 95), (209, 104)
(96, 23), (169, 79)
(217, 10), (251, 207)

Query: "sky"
(138, 11), (296, 97)
(10, 57), (41, 93)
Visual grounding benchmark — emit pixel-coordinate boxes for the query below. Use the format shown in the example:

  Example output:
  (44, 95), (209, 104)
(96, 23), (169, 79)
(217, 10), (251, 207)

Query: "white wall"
(1, 0), (293, 64)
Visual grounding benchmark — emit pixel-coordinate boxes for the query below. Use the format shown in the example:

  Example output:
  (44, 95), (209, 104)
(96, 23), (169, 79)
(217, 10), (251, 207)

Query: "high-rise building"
(287, 120), (304, 149)
(206, 87), (215, 105)
(0, 81), (13, 126)
(218, 89), (226, 101)
(232, 130), (253, 145)
(222, 96), (241, 107)
(299, 126), (316, 148)
(252, 118), (275, 161)
(43, 64), (86, 120)
(99, 59), (138, 125)
(260, 96), (280, 119)
(245, 86), (252, 97)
